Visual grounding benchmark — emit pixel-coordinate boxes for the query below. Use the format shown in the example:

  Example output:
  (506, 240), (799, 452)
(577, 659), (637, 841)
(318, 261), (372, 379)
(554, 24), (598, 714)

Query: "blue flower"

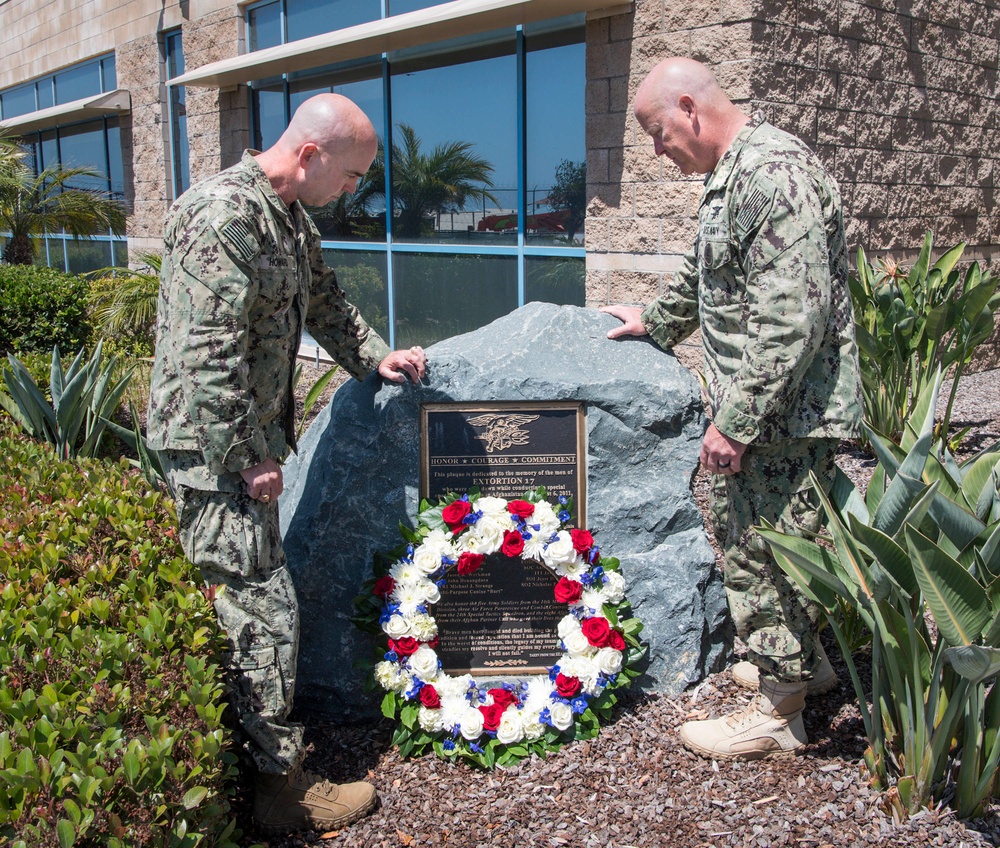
(558, 495), (568, 505)
(589, 548), (601, 565)
(463, 509), (483, 525)
(580, 572), (594, 586)
(558, 510), (571, 523)
(539, 707), (552, 726)
(384, 651), (399, 663)
(443, 738), (455, 751)
(571, 696), (588, 715)
(470, 742), (483, 753)
(548, 666), (560, 681)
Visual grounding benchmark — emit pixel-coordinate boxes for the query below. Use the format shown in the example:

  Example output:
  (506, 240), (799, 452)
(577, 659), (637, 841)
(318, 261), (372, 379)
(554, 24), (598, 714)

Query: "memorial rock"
(281, 302), (729, 719)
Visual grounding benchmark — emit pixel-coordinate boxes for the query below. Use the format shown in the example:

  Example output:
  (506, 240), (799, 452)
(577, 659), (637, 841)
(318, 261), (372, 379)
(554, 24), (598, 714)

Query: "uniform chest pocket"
(255, 255), (299, 309)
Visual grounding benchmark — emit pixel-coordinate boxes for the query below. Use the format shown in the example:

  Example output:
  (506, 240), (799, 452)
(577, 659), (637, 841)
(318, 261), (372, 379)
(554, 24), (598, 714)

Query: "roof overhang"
(0, 89), (132, 135)
(169, 0), (632, 89)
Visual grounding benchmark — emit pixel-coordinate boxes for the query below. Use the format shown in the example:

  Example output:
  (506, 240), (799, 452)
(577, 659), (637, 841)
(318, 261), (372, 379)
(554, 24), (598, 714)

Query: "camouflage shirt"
(147, 150), (390, 482)
(641, 119), (862, 445)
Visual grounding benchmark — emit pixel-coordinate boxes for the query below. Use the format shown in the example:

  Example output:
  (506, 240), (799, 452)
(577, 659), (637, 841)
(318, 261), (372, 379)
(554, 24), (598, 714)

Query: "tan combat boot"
(731, 641), (838, 696)
(679, 677), (808, 760)
(254, 768), (377, 835)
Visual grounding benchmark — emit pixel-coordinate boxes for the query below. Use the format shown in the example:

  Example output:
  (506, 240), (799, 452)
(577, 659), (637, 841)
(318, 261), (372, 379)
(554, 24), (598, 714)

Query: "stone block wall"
(589, 0), (1000, 307)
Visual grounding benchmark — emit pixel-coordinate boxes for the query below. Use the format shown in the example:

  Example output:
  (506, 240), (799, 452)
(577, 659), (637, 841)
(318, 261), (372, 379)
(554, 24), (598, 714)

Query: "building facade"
(1, 0), (998, 349)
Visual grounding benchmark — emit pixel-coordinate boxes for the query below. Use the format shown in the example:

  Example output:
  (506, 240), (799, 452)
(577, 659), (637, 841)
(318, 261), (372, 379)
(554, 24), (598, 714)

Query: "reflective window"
(287, 0), (379, 43)
(58, 121), (109, 191)
(252, 79), (287, 150)
(525, 255), (585, 306)
(248, 1), (282, 52)
(388, 1), (448, 15)
(1, 84), (37, 120)
(101, 55), (117, 90)
(323, 249), (390, 341)
(392, 252), (518, 348)
(65, 239), (114, 275)
(165, 30), (190, 197)
(390, 47), (517, 244)
(526, 38), (585, 246)
(54, 62), (102, 104)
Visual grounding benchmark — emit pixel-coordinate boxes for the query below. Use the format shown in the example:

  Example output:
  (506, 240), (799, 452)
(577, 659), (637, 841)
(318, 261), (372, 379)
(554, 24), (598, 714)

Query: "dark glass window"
(1, 84), (37, 120)
(54, 62), (102, 104)
(387, 1), (447, 15)
(392, 252), (518, 348)
(252, 79), (287, 151)
(286, 0), (379, 43)
(101, 55), (117, 90)
(525, 255), (585, 306)
(323, 248), (390, 341)
(249, 1), (283, 52)
(165, 30), (190, 197)
(58, 121), (110, 191)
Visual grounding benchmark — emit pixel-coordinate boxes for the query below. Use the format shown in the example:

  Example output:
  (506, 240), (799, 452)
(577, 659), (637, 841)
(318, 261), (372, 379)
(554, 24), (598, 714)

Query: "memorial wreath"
(352, 488), (645, 768)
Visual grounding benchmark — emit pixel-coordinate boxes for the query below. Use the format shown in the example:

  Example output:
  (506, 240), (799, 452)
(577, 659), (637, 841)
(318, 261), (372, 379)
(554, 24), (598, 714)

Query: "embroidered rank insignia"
(736, 187), (772, 233)
(219, 218), (259, 263)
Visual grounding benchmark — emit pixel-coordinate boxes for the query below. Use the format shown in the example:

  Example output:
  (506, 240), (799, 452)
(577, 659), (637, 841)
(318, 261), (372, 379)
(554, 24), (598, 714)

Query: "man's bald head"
(279, 93), (377, 159)
(257, 93), (378, 207)
(633, 57), (748, 175)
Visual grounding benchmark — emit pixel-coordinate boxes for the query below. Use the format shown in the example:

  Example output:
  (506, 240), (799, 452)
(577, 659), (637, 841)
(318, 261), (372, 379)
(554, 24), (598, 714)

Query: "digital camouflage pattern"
(162, 448), (304, 774)
(148, 150), (390, 479)
(709, 439), (838, 683)
(641, 117), (862, 445)
(640, 118), (862, 683)
(149, 151), (391, 772)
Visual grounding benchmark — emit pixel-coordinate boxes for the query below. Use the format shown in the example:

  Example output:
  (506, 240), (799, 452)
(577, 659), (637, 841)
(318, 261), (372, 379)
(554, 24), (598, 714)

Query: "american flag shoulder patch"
(735, 187), (772, 232)
(218, 217), (259, 263)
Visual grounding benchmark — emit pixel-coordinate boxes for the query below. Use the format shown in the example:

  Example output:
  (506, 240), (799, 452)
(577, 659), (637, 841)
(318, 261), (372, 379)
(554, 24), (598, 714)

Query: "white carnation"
(521, 710), (546, 741)
(548, 701), (574, 731)
(595, 646), (623, 675)
(418, 705), (445, 733)
(408, 645), (440, 680)
(496, 708), (524, 745)
(560, 656), (600, 693)
(383, 614), (411, 639)
(460, 707), (485, 740)
(601, 570), (626, 603)
(436, 674), (474, 699)
(391, 579), (440, 611)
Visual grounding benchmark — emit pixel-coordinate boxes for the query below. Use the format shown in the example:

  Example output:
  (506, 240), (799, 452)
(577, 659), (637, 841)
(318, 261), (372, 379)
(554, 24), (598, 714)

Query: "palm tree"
(0, 155), (126, 266)
(88, 251), (161, 354)
(353, 124), (498, 238)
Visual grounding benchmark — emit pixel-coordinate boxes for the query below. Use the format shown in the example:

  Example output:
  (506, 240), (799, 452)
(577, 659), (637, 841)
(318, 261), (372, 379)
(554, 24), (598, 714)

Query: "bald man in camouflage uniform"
(604, 57), (861, 760)
(148, 94), (426, 834)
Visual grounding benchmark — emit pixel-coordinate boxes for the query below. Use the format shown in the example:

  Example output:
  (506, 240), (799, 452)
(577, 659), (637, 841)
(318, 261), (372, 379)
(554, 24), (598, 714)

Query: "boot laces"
(296, 768), (337, 795)
(723, 696), (764, 730)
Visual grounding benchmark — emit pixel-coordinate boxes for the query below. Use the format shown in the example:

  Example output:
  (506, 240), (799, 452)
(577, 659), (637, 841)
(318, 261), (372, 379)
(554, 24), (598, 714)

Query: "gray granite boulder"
(281, 302), (730, 719)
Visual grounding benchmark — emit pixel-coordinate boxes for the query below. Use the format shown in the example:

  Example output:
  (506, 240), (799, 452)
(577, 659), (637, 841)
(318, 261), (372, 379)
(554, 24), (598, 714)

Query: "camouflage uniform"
(148, 150), (390, 773)
(641, 117), (862, 684)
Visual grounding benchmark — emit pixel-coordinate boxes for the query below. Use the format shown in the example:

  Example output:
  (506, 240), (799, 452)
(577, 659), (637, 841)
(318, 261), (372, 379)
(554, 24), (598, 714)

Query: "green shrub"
(0, 419), (240, 847)
(0, 265), (92, 356)
(759, 376), (1000, 818)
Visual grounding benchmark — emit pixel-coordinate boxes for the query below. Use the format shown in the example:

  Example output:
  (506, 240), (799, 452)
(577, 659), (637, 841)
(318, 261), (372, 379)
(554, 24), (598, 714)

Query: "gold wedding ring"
(261, 493), (271, 502)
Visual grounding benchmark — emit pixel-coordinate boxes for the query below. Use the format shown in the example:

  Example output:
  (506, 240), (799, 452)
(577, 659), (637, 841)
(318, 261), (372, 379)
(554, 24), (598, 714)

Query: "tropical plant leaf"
(943, 645), (1000, 684)
(905, 526), (990, 646)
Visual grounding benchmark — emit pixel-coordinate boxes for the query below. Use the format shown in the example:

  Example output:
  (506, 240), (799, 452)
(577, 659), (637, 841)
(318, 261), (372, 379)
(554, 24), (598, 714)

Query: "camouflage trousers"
(160, 450), (304, 775)
(709, 438), (838, 685)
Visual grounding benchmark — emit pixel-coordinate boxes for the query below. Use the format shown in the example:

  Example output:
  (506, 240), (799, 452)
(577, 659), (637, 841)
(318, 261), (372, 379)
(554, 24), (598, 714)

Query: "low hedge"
(0, 265), (91, 356)
(0, 418), (240, 847)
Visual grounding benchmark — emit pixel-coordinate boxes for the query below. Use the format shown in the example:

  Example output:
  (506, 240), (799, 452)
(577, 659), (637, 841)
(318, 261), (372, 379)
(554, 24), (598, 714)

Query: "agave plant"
(1, 341), (134, 459)
(758, 374), (1000, 817)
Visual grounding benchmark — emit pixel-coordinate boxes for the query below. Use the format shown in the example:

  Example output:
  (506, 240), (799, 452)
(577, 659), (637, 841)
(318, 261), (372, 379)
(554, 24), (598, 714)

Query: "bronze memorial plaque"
(421, 401), (586, 676)
(433, 553), (564, 676)
(420, 401), (586, 526)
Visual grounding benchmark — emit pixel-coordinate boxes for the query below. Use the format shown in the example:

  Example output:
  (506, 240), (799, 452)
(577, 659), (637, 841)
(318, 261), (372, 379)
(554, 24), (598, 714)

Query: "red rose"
(607, 629), (626, 652)
(553, 577), (584, 604)
(419, 685), (441, 709)
(507, 500), (536, 519)
(428, 636), (440, 649)
(456, 551), (485, 575)
(581, 617), (611, 648)
(442, 499), (472, 531)
(373, 576), (395, 598)
(389, 636), (420, 657)
(488, 688), (518, 710)
(479, 702), (505, 732)
(570, 528), (594, 554)
(555, 673), (581, 698)
(501, 530), (525, 557)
